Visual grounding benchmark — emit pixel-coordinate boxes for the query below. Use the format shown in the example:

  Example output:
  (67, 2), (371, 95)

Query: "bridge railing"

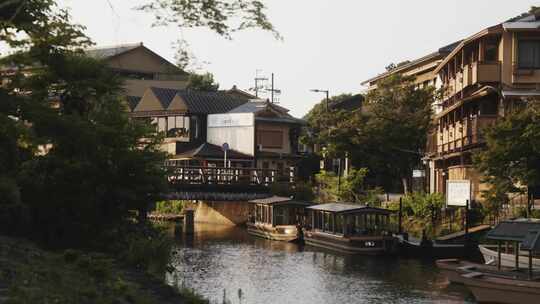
(166, 166), (295, 186)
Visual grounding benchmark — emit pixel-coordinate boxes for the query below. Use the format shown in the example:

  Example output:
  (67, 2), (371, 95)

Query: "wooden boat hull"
(460, 272), (540, 304)
(435, 259), (505, 284)
(399, 239), (466, 259)
(246, 223), (298, 242)
(479, 245), (540, 269)
(304, 231), (397, 255)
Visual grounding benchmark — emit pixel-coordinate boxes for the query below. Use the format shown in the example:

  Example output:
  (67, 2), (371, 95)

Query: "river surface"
(166, 224), (476, 304)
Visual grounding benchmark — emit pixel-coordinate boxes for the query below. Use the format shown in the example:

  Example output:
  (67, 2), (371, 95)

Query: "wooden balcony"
(445, 62), (501, 99)
(436, 115), (497, 155)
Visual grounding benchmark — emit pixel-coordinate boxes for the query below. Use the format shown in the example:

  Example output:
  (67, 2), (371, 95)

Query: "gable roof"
(174, 142), (253, 160)
(126, 96), (141, 111)
(138, 87), (248, 114)
(177, 90), (247, 114)
(85, 42), (186, 75)
(228, 101), (305, 125)
(362, 41), (461, 86)
(85, 43), (142, 60)
(150, 87), (179, 109)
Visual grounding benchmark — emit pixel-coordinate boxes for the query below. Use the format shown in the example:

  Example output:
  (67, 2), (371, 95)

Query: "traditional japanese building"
(427, 11), (540, 200)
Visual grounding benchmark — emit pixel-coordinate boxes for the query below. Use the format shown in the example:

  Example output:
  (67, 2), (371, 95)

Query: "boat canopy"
(487, 218), (540, 242)
(307, 203), (393, 215)
(248, 196), (312, 206)
(521, 230), (540, 254)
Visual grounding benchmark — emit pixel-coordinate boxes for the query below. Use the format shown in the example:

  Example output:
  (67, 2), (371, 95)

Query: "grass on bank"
(0, 230), (209, 304)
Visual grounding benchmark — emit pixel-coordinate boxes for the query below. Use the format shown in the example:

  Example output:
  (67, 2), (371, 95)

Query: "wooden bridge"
(165, 165), (296, 200)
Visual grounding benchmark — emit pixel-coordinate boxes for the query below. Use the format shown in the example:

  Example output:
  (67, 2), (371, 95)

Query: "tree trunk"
(401, 177), (409, 194)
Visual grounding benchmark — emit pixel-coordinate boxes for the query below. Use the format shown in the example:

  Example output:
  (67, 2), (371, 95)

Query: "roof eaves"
(434, 25), (503, 74)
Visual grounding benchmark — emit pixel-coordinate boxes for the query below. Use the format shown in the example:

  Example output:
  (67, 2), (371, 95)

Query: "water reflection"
(168, 224), (475, 304)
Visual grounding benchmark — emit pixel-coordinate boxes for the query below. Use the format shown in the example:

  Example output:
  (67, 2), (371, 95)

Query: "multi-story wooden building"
(427, 12), (540, 200)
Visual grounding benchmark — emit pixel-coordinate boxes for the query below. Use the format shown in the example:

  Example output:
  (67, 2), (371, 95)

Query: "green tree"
(187, 72), (220, 91)
(0, 0), (169, 245)
(302, 94), (359, 158)
(474, 103), (540, 199)
(358, 74), (435, 193)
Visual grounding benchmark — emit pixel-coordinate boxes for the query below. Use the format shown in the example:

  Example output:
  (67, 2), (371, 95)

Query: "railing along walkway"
(166, 166), (295, 187)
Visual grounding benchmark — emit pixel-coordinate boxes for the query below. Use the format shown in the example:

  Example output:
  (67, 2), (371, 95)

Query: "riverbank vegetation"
(0, 0), (278, 302)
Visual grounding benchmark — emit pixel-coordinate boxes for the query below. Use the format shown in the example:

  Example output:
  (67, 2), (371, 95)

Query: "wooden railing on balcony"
(444, 62), (501, 100)
(166, 166), (295, 187)
(436, 115), (497, 155)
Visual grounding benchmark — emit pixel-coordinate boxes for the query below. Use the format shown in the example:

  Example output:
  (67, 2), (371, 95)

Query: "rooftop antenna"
(253, 69), (268, 98)
(266, 73), (281, 103)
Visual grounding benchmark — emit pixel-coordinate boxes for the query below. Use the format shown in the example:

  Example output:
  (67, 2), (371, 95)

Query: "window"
(335, 215), (344, 234)
(518, 40), (540, 69)
(485, 42), (498, 62)
(257, 130), (283, 149)
(274, 207), (285, 226)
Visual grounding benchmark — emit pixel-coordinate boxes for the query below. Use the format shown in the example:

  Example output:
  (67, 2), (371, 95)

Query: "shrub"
(155, 200), (185, 214)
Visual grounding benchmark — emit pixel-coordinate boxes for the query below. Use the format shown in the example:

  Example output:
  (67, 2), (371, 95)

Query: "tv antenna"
(265, 73), (281, 103)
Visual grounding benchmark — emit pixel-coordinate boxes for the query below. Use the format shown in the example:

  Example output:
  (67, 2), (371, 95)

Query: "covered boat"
(443, 219), (540, 304)
(247, 196), (311, 241)
(304, 203), (397, 255)
(480, 218), (540, 270)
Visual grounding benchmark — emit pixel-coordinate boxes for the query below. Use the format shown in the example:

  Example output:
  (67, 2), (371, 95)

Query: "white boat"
(479, 244), (540, 269)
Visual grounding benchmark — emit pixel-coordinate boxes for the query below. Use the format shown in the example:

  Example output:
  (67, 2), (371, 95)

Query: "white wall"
(207, 113), (255, 156)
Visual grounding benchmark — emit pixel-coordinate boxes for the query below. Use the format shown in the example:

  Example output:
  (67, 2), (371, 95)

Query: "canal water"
(166, 224), (476, 304)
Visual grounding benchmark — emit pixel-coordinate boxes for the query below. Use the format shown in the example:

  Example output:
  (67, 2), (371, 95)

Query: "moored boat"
(247, 196), (311, 242)
(460, 272), (540, 304)
(399, 236), (467, 259)
(304, 203), (397, 255)
(440, 219), (540, 304)
(479, 244), (540, 269)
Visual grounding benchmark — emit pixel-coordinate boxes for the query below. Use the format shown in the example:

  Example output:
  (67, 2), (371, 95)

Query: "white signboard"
(412, 170), (425, 178)
(446, 180), (471, 207)
(208, 113), (253, 128)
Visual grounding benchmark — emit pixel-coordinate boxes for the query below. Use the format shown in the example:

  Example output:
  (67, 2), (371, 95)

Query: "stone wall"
(184, 200), (250, 226)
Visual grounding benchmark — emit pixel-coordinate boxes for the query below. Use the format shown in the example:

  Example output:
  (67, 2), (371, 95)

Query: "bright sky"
(54, 1), (539, 117)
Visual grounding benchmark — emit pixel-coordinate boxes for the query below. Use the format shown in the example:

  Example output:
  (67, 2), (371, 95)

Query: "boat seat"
(462, 272), (484, 278)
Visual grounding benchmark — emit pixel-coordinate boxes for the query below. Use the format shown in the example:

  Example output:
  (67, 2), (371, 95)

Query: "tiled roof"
(177, 90), (247, 114)
(126, 96), (141, 111)
(85, 43), (142, 60)
(176, 142), (252, 160)
(307, 203), (393, 215)
(141, 87), (249, 113)
(150, 87), (178, 109)
(228, 101), (289, 114)
(228, 101), (304, 125)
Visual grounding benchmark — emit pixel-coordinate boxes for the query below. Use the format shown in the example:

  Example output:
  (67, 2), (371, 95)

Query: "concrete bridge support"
(184, 200), (250, 226)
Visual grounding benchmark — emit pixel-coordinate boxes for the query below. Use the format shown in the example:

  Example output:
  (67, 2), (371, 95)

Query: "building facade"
(363, 11), (540, 200)
(428, 12), (540, 200)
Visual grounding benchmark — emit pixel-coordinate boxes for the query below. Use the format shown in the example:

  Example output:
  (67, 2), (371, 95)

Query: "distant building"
(85, 42), (189, 98)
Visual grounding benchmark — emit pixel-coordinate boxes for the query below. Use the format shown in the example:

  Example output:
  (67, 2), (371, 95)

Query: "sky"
(51, 1), (540, 117)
